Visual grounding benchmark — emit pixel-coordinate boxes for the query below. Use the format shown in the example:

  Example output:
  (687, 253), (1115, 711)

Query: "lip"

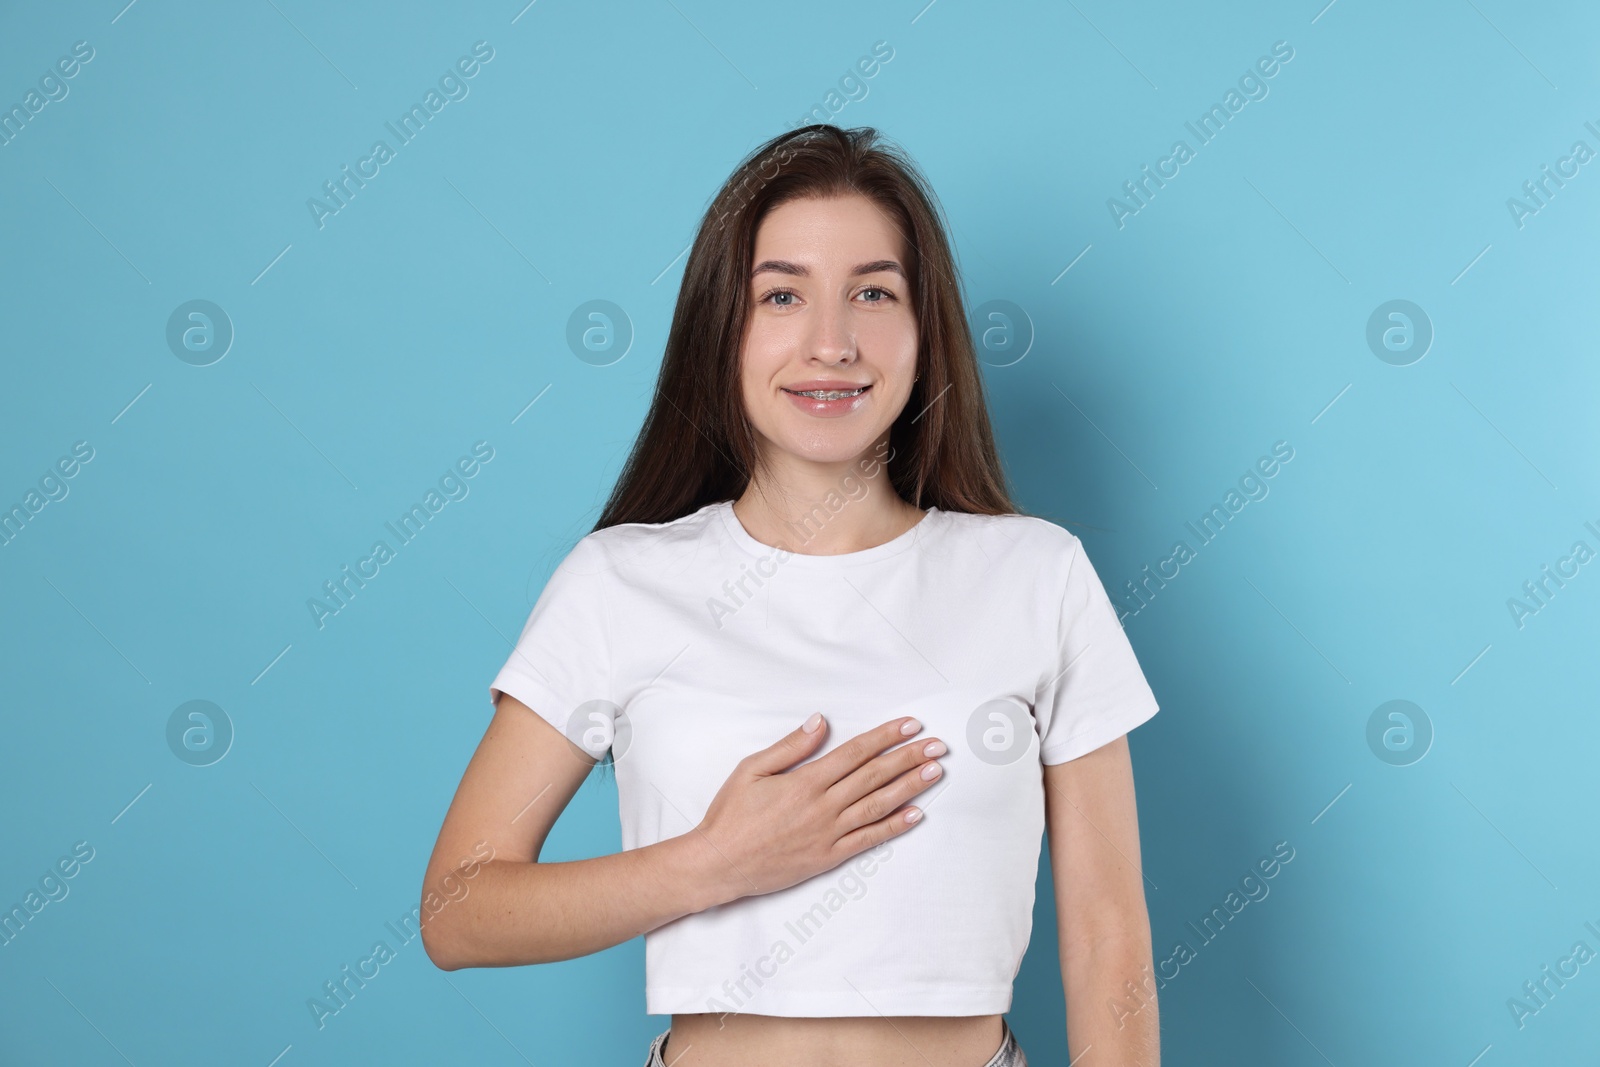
(781, 381), (872, 418)
(783, 379), (872, 391)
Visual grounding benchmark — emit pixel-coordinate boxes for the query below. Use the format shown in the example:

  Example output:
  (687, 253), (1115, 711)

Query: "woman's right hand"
(690, 713), (945, 902)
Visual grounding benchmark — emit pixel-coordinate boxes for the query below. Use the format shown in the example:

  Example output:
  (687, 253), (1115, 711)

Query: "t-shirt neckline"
(715, 499), (942, 568)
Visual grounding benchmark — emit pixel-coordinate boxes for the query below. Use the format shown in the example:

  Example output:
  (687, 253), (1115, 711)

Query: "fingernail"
(921, 762), (942, 781)
(900, 718), (921, 736)
(803, 712), (822, 733)
(904, 808), (923, 824)
(923, 740), (947, 758)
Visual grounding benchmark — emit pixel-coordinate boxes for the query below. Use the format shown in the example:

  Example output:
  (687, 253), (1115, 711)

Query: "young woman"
(421, 125), (1162, 1067)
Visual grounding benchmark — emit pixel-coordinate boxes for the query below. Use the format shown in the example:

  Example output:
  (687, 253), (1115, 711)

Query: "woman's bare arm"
(1044, 734), (1161, 1064)
(420, 693), (944, 970)
(419, 694), (739, 969)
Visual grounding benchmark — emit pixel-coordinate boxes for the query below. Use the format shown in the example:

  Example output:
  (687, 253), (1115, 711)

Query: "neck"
(734, 440), (921, 556)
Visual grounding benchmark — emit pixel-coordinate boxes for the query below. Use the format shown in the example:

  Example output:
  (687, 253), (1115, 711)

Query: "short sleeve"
(1034, 534), (1160, 765)
(488, 534), (614, 741)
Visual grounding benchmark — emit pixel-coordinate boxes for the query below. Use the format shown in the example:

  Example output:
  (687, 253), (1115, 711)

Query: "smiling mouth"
(782, 386), (870, 400)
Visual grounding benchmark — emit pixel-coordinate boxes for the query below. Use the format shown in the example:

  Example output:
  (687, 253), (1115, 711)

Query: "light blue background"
(2, 0), (1597, 1063)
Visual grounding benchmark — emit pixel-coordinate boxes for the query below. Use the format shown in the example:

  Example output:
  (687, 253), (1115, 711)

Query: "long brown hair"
(593, 124), (1017, 534)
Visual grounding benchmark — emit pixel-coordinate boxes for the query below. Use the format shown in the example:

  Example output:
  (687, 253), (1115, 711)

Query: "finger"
(741, 712), (828, 776)
(829, 735), (945, 809)
(835, 755), (942, 834)
(832, 798), (926, 859)
(805, 716), (923, 787)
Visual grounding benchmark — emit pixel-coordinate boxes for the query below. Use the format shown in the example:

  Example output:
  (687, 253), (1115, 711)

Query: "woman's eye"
(759, 287), (892, 306)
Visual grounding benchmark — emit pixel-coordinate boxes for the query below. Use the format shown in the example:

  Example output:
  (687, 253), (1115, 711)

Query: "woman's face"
(739, 193), (919, 472)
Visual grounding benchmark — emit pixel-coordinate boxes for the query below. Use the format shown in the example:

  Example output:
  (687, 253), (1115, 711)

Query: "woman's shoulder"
(937, 507), (1083, 557)
(931, 509), (1089, 592)
(562, 501), (726, 574)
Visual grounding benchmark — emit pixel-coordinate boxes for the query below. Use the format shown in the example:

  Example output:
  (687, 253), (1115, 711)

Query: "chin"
(777, 431), (881, 465)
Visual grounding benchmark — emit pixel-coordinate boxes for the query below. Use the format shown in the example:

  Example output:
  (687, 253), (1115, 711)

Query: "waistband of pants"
(643, 1017), (1027, 1067)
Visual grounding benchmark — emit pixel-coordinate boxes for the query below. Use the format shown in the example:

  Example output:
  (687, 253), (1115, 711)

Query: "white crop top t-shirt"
(488, 499), (1160, 1017)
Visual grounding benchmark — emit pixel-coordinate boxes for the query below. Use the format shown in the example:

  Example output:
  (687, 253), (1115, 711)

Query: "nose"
(807, 296), (856, 365)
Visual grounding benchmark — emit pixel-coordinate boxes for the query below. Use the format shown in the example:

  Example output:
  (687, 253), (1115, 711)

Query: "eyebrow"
(750, 259), (905, 279)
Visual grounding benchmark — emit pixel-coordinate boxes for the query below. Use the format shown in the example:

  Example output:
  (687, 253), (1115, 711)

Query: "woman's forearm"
(421, 830), (744, 970)
(1063, 934), (1161, 1064)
